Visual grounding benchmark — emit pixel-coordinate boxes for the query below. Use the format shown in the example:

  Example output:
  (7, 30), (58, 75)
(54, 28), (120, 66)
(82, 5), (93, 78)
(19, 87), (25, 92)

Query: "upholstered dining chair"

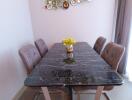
(19, 44), (70, 100)
(74, 42), (125, 100)
(101, 42), (125, 72)
(35, 39), (48, 57)
(93, 36), (106, 54)
(19, 44), (41, 74)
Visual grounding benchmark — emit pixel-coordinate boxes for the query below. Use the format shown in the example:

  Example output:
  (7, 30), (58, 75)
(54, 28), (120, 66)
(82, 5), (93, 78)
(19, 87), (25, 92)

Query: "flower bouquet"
(62, 37), (76, 64)
(63, 37), (76, 53)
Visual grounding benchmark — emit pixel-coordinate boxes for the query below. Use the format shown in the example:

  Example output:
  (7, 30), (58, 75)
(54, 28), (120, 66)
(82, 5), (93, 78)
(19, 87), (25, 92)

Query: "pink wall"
(29, 0), (116, 47)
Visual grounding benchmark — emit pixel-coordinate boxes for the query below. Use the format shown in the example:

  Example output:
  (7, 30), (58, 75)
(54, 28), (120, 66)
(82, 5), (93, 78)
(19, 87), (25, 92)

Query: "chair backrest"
(93, 36), (106, 54)
(101, 42), (125, 71)
(19, 44), (41, 74)
(35, 39), (48, 57)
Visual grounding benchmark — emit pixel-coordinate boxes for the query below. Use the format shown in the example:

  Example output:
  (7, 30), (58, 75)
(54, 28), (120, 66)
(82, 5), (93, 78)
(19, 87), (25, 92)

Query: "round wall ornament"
(63, 1), (69, 9)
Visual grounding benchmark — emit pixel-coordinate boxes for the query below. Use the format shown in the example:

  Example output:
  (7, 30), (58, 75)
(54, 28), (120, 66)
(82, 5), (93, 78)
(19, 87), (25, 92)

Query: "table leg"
(95, 86), (104, 100)
(66, 86), (73, 100)
(41, 87), (51, 100)
(69, 86), (73, 100)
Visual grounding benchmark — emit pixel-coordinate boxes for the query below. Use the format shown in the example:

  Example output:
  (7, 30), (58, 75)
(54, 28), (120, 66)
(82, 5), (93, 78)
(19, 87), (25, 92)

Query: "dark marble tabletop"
(24, 42), (123, 87)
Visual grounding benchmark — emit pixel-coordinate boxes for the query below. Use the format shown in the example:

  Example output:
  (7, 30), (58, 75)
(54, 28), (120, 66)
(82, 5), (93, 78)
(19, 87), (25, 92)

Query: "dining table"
(24, 42), (123, 100)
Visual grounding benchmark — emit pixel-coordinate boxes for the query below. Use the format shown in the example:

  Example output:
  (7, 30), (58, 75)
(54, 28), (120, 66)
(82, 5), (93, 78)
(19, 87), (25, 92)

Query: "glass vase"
(66, 45), (73, 53)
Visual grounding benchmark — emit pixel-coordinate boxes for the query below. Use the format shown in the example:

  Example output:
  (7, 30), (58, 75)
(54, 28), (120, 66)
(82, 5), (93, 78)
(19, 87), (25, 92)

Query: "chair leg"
(41, 87), (51, 100)
(95, 86), (104, 100)
(103, 93), (110, 100)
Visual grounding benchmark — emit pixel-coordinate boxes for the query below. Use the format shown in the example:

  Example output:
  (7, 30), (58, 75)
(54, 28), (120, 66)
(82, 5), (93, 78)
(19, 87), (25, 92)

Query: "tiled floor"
(18, 80), (132, 100)
(106, 79), (132, 100)
(73, 92), (107, 100)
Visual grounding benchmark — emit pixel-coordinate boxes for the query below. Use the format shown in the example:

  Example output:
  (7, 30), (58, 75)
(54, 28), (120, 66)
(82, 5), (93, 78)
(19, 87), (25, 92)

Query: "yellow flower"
(63, 37), (76, 46)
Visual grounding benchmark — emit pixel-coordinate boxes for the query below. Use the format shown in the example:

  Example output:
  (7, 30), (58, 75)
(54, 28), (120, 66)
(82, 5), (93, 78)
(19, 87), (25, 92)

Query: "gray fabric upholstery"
(93, 36), (106, 54)
(101, 42), (125, 71)
(19, 44), (41, 74)
(102, 42), (125, 90)
(35, 39), (48, 57)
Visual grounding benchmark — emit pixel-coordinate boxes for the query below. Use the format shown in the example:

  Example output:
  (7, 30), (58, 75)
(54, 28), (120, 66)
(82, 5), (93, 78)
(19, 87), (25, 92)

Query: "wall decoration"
(63, 1), (69, 9)
(43, 0), (93, 10)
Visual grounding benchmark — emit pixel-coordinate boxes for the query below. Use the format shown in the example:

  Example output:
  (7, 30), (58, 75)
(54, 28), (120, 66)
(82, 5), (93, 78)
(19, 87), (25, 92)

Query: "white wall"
(29, 0), (116, 47)
(0, 0), (34, 100)
(125, 0), (132, 81)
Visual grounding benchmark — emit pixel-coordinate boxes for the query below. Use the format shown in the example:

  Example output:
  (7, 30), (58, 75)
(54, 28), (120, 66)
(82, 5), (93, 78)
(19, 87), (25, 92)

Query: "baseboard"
(12, 86), (27, 100)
